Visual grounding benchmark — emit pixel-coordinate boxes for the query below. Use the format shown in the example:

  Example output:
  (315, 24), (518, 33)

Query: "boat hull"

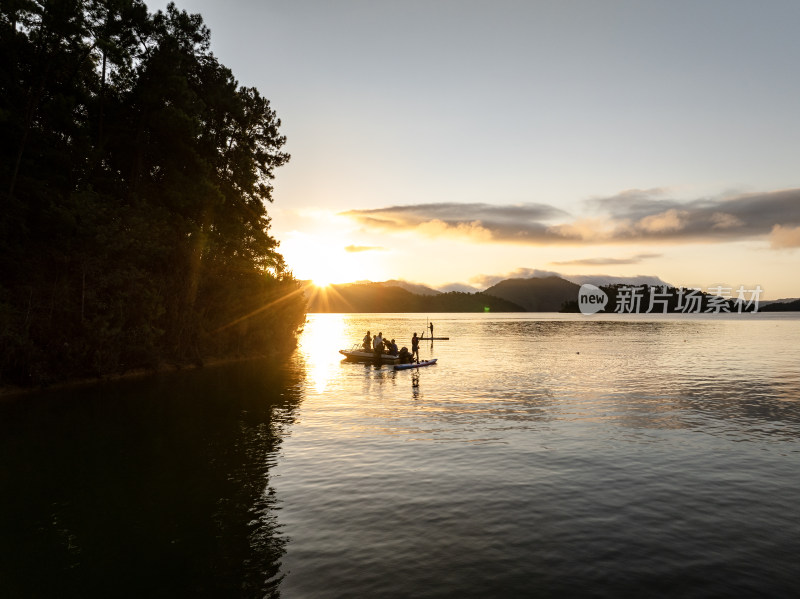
(339, 349), (400, 364)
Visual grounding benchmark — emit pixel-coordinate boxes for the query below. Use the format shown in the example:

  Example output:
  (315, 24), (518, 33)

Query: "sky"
(151, 0), (800, 299)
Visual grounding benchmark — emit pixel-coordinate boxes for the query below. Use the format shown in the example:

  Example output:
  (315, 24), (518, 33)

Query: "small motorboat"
(339, 347), (400, 364)
(394, 359), (437, 370)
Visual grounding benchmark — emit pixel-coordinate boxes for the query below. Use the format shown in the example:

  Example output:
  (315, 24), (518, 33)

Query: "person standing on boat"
(411, 332), (419, 362)
(373, 332), (384, 357)
(363, 331), (371, 351)
(429, 321), (434, 338)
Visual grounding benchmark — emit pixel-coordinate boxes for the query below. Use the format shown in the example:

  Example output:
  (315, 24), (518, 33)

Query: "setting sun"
(299, 250), (355, 285)
(281, 231), (387, 285)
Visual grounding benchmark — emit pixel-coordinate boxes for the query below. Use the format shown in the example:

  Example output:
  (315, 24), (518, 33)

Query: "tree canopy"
(1, 1), (306, 386)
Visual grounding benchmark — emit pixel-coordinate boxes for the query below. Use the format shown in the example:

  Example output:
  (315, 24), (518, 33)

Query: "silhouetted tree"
(0, 1), (304, 386)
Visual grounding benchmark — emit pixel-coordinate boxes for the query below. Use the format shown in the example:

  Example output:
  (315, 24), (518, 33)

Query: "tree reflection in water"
(0, 360), (303, 598)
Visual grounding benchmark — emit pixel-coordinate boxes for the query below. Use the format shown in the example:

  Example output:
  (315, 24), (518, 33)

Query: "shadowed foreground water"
(2, 313), (800, 597)
(0, 363), (300, 598)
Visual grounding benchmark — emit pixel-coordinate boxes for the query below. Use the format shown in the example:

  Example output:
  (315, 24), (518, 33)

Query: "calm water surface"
(2, 313), (799, 597)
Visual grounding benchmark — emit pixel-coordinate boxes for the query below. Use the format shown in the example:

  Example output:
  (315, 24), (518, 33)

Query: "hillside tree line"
(0, 0), (306, 386)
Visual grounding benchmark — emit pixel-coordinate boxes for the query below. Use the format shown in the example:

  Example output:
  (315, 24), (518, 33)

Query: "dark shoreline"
(0, 353), (282, 400)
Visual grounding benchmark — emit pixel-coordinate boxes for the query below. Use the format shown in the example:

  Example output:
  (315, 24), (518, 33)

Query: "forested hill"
(305, 283), (524, 313)
(484, 276), (580, 312)
(0, 2), (306, 387)
(761, 299), (800, 311)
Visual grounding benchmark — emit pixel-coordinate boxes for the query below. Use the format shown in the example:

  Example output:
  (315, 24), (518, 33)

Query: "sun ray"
(280, 232), (387, 287)
(213, 284), (308, 333)
(303, 282), (356, 313)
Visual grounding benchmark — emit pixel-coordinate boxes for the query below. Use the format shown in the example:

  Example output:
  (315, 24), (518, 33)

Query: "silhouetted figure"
(429, 321), (434, 338)
(363, 330), (371, 351)
(373, 332), (384, 357)
(389, 338), (398, 355)
(398, 347), (412, 363)
(411, 332), (419, 362)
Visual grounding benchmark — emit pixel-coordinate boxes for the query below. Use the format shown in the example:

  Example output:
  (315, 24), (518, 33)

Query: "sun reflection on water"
(299, 314), (348, 393)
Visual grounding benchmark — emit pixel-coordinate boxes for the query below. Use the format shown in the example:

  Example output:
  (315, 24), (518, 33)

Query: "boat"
(394, 359), (437, 370)
(339, 348), (399, 364)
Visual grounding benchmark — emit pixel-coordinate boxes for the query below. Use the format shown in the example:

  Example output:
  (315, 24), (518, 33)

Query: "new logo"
(578, 284), (608, 315)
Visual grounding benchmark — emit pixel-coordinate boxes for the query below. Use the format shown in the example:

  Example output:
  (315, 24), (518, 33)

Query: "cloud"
(589, 188), (800, 242)
(769, 224), (800, 249)
(345, 202), (568, 223)
(344, 244), (385, 253)
(416, 218), (493, 242)
(587, 187), (679, 219)
(551, 253), (662, 266)
(710, 212), (744, 229)
(341, 202), (575, 243)
(340, 188), (800, 246)
(638, 209), (688, 233)
(545, 217), (616, 242)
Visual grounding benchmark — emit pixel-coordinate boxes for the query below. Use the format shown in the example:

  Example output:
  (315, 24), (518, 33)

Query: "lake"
(2, 313), (799, 598)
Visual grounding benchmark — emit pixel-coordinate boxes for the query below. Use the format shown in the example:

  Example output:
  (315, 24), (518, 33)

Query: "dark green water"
(0, 362), (299, 598)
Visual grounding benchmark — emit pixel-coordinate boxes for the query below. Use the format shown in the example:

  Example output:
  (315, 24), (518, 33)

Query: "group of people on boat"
(362, 331), (399, 355)
(362, 327), (430, 363)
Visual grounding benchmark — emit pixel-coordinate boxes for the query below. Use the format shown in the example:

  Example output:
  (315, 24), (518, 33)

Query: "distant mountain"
(307, 275), (764, 313)
(565, 274), (671, 288)
(379, 280), (441, 296)
(305, 282), (523, 313)
(761, 298), (800, 311)
(425, 291), (524, 312)
(436, 282), (482, 293)
(484, 276), (580, 312)
(760, 297), (800, 306)
(305, 282), (415, 312)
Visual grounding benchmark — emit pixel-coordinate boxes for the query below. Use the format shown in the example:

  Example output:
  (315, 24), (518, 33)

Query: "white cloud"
(769, 224), (800, 249)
